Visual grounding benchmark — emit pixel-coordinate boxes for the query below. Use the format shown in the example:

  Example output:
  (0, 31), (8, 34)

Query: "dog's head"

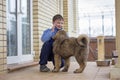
(77, 34), (89, 48)
(53, 30), (68, 40)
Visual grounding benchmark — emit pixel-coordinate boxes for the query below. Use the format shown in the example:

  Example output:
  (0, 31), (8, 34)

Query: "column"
(96, 36), (110, 66)
(110, 0), (120, 79)
(97, 36), (105, 61)
(0, 0), (7, 74)
(115, 0), (120, 68)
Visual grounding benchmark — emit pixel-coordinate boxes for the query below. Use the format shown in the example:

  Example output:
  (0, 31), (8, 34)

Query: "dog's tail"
(77, 34), (89, 48)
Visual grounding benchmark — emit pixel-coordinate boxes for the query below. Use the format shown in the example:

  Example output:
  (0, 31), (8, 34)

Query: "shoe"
(40, 65), (50, 72)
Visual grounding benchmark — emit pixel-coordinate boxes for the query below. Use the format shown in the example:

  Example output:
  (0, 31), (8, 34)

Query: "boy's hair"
(52, 14), (64, 22)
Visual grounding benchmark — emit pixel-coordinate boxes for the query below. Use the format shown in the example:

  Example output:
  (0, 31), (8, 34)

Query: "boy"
(39, 14), (64, 72)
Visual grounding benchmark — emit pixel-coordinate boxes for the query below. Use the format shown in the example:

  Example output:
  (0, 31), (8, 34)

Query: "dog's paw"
(73, 69), (83, 73)
(52, 69), (59, 72)
(61, 68), (68, 72)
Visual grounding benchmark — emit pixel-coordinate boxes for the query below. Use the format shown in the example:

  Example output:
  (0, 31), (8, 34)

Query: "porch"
(0, 62), (111, 80)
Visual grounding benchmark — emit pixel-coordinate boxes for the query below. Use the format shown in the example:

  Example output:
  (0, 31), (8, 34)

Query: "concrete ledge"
(110, 68), (120, 80)
(96, 60), (110, 66)
(7, 62), (39, 72)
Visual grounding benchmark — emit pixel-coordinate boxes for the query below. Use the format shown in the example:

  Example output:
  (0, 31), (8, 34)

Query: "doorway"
(7, 0), (33, 64)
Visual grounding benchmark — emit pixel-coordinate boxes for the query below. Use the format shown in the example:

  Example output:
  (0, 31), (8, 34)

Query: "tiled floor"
(0, 62), (110, 80)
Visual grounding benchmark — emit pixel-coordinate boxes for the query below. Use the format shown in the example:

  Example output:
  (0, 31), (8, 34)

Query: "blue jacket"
(41, 27), (61, 42)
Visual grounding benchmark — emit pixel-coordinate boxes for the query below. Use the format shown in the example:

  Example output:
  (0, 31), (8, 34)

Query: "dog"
(52, 30), (89, 73)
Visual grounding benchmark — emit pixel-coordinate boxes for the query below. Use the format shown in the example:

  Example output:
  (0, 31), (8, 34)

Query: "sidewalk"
(0, 62), (110, 80)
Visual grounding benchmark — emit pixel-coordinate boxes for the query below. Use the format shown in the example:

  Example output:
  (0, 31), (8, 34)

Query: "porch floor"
(0, 62), (111, 80)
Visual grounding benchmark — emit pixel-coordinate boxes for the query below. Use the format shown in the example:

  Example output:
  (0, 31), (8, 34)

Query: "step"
(7, 62), (39, 72)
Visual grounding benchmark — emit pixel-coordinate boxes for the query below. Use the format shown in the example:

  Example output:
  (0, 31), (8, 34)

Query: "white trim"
(30, 0), (34, 56)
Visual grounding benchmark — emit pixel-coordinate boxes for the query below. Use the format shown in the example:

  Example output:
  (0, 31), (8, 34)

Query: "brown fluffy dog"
(52, 30), (89, 73)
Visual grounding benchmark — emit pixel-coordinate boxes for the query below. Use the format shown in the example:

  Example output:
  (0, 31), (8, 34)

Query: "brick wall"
(0, 0), (7, 74)
(33, 0), (62, 62)
(63, 0), (68, 32)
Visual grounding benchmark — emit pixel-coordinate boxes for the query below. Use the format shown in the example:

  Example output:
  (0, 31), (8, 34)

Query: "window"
(78, 0), (115, 37)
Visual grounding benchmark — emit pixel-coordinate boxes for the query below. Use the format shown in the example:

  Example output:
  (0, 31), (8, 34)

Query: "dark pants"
(39, 39), (64, 67)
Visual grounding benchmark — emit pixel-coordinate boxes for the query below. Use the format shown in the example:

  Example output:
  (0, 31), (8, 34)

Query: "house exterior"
(1, 0), (120, 79)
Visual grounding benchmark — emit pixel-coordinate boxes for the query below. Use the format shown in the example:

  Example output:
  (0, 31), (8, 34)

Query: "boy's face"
(53, 19), (64, 29)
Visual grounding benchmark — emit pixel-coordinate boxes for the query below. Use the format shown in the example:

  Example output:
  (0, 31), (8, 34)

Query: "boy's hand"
(51, 26), (55, 32)
(52, 24), (56, 32)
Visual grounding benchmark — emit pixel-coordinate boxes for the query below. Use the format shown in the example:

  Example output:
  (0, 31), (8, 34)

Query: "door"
(7, 0), (33, 64)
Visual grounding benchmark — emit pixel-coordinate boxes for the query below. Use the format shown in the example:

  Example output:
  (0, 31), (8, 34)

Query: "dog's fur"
(52, 30), (89, 73)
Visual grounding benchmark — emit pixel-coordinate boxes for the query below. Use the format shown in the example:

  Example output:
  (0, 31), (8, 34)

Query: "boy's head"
(52, 14), (64, 30)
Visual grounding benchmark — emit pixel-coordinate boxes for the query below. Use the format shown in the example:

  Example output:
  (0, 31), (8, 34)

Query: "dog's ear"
(53, 30), (68, 40)
(77, 34), (89, 47)
(53, 35), (57, 40)
(59, 34), (67, 40)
